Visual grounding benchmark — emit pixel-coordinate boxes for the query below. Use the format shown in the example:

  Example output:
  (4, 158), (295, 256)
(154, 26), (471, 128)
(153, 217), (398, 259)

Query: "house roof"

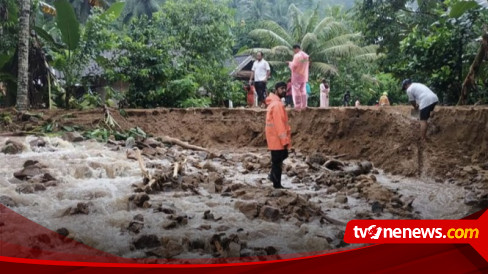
(230, 54), (254, 80)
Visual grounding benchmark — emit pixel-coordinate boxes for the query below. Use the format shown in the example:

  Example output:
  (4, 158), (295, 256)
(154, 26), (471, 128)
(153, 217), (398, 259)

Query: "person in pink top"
(288, 44), (309, 111)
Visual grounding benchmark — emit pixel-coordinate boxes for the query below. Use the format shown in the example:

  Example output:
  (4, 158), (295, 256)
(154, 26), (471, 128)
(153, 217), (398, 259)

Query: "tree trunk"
(16, 0), (31, 110)
(458, 28), (488, 105)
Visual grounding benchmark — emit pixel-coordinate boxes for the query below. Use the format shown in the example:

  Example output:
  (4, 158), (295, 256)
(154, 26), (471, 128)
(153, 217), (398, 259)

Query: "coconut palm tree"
(247, 4), (380, 76)
(16, 0), (30, 110)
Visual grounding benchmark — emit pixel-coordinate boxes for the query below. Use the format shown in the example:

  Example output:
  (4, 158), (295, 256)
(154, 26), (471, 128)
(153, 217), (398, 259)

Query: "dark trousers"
(270, 149), (288, 187)
(285, 95), (293, 106)
(255, 81), (267, 104)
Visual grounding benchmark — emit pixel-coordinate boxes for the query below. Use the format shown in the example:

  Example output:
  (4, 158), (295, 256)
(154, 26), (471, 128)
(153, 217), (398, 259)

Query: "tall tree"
(16, 0), (31, 110)
(248, 5), (379, 77)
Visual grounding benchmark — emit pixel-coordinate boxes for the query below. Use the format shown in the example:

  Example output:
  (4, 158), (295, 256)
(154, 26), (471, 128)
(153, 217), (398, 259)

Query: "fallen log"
(159, 135), (216, 156)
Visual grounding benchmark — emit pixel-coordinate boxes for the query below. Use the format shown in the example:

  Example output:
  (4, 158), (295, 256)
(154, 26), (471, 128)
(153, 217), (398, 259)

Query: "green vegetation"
(1, 0), (488, 109)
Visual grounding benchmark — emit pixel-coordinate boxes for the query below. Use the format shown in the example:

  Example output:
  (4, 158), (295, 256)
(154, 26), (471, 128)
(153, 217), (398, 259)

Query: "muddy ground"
(0, 106), (487, 260)
(3, 106), (488, 179)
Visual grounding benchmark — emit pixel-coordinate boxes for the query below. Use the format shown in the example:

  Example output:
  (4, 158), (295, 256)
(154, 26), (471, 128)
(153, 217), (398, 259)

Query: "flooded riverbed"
(0, 136), (477, 259)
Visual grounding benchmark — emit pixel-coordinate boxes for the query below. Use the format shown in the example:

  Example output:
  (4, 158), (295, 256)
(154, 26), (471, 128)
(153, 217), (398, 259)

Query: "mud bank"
(2, 106), (488, 179)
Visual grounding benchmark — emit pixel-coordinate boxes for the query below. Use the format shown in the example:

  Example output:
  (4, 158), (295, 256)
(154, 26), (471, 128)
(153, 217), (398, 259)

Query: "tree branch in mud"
(458, 27), (488, 105)
(159, 135), (214, 155)
(134, 148), (153, 184)
(173, 158), (187, 179)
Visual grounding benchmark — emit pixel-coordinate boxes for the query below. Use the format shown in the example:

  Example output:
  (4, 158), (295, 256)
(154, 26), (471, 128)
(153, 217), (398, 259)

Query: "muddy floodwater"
(0, 136), (479, 259)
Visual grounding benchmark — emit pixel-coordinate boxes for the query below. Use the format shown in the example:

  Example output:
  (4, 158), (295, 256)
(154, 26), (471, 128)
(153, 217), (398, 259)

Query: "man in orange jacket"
(265, 82), (291, 189)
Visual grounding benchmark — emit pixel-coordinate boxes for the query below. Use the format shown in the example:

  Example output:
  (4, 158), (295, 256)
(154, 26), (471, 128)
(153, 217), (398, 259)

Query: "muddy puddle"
(0, 136), (479, 259)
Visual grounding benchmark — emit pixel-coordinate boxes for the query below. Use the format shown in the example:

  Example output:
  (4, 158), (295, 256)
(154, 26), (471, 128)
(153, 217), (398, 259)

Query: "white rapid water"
(0, 136), (474, 259)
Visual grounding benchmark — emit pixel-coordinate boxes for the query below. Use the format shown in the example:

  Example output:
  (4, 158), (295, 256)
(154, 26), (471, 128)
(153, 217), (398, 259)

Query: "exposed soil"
(1, 106), (487, 260)
(2, 106), (488, 180)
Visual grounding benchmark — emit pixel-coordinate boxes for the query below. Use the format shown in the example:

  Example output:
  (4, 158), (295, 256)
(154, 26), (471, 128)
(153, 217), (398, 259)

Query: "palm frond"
(267, 60), (288, 68)
(315, 20), (349, 40)
(305, 7), (320, 35)
(288, 3), (304, 40)
(241, 48), (274, 56)
(258, 20), (294, 45)
(357, 44), (380, 54)
(310, 62), (338, 75)
(315, 42), (361, 59)
(319, 33), (362, 50)
(354, 52), (384, 62)
(312, 17), (334, 35)
(287, 3), (303, 18)
(300, 33), (318, 54)
(243, 47), (291, 62)
(271, 45), (293, 56)
(249, 29), (293, 48)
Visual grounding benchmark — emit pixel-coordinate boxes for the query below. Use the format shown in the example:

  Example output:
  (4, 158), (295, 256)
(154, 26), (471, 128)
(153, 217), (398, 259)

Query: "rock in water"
(29, 138), (46, 149)
(1, 140), (25, 154)
(56, 228), (70, 237)
(325, 159), (344, 171)
(16, 185), (35, 194)
(309, 153), (326, 165)
(0, 195), (17, 207)
(259, 206), (280, 222)
(371, 201), (384, 214)
(128, 214), (145, 234)
(360, 161), (373, 174)
(14, 164), (44, 180)
(24, 160), (40, 168)
(265, 246), (278, 255)
(227, 242), (241, 258)
(129, 194), (150, 208)
(133, 235), (161, 249)
(72, 202), (91, 215)
(235, 201), (259, 219)
(335, 194), (348, 204)
(62, 132), (84, 142)
(125, 137), (136, 148)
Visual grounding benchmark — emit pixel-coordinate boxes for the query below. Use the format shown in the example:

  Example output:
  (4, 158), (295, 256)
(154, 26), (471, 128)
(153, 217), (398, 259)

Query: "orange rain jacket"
(265, 93), (291, 150)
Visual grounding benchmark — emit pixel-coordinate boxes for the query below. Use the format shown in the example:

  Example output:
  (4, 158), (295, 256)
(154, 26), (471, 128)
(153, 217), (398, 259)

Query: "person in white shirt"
(250, 52), (271, 108)
(319, 80), (330, 108)
(402, 79), (439, 141)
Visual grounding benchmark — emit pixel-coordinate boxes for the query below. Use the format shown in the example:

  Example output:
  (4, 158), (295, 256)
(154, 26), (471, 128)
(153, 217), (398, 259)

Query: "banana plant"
(34, 0), (125, 108)
(450, 0), (488, 18)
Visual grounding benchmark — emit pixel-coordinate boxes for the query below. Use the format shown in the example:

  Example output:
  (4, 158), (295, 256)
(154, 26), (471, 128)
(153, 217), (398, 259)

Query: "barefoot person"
(402, 79), (439, 140)
(265, 82), (291, 189)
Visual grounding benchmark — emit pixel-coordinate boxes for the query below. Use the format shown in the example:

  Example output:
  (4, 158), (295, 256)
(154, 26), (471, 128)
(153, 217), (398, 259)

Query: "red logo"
(344, 211), (488, 261)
